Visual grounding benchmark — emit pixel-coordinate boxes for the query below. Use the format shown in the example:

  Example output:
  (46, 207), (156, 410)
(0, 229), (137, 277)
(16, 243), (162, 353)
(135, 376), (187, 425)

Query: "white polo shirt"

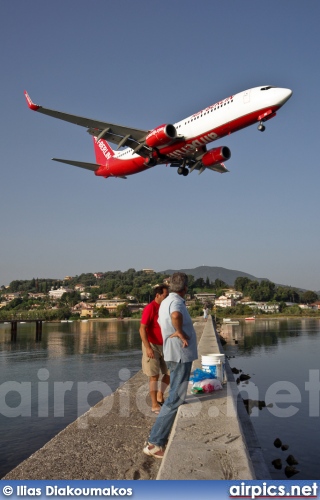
(158, 292), (198, 363)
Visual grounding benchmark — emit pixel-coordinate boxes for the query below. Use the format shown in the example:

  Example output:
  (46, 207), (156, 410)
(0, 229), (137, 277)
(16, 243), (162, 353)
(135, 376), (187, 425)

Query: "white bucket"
(201, 353), (226, 382)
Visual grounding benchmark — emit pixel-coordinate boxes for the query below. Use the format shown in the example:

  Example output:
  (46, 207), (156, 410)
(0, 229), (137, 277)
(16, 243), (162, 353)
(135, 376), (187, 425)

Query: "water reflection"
(0, 320), (142, 478)
(0, 320), (141, 358)
(221, 318), (320, 355)
(223, 318), (320, 480)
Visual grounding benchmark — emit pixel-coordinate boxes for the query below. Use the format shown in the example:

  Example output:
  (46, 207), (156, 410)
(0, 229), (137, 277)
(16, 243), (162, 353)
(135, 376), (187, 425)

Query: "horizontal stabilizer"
(52, 158), (100, 171)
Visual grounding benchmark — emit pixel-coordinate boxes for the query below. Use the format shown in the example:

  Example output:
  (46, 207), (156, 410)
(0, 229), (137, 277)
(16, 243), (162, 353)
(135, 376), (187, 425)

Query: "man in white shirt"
(143, 272), (198, 459)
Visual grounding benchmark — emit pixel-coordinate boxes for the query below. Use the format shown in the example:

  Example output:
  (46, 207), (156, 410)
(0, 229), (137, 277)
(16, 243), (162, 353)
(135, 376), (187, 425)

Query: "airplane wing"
(204, 163), (229, 174)
(190, 162), (229, 175)
(171, 157), (229, 175)
(24, 91), (149, 152)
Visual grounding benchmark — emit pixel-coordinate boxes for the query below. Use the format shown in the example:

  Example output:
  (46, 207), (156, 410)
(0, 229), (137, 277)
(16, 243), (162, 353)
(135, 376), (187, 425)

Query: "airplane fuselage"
(94, 86), (292, 178)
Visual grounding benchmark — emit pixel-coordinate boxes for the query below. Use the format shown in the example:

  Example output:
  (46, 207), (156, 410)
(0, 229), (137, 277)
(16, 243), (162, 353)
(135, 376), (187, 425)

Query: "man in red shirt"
(140, 284), (170, 414)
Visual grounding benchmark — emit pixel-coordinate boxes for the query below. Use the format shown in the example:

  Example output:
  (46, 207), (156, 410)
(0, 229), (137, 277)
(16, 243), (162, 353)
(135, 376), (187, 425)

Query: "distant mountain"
(161, 266), (268, 286)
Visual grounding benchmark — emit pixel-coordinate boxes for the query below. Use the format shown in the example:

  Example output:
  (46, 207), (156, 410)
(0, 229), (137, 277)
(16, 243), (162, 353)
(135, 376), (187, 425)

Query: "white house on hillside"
(215, 296), (235, 308)
(224, 289), (243, 299)
(49, 287), (73, 300)
(194, 293), (216, 303)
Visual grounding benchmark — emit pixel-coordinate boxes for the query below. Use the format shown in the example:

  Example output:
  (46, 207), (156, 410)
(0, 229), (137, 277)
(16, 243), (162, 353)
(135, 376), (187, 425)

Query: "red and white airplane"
(24, 85), (292, 179)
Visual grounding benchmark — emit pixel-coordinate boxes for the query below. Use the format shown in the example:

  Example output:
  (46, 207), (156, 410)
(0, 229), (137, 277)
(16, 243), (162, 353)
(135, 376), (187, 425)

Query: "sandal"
(143, 442), (165, 459)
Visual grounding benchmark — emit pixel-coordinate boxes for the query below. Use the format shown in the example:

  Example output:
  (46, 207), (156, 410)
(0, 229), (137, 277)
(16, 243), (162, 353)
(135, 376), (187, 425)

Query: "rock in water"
(286, 454), (298, 466)
(274, 438), (282, 448)
(285, 466), (300, 478)
(271, 459), (282, 470)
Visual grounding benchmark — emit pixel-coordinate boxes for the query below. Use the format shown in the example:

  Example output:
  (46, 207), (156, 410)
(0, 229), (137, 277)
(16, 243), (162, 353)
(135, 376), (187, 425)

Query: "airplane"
(24, 85), (292, 180)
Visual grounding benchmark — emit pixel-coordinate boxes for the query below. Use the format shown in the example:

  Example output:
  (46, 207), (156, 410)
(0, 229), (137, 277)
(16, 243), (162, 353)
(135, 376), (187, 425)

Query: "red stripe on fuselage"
(163, 105), (280, 159)
(94, 104), (280, 177)
(214, 105), (280, 136)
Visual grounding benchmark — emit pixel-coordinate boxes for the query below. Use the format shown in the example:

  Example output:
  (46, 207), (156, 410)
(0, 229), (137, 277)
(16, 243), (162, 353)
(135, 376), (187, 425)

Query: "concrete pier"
(3, 318), (269, 480)
(157, 319), (270, 479)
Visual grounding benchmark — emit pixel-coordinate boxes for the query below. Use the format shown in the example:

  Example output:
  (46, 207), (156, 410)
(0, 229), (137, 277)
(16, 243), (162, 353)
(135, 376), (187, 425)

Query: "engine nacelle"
(144, 156), (157, 167)
(201, 146), (231, 167)
(145, 124), (177, 148)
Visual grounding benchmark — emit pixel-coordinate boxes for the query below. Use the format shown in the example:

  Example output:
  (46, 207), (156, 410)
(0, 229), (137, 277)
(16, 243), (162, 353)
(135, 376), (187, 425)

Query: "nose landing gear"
(258, 121), (266, 132)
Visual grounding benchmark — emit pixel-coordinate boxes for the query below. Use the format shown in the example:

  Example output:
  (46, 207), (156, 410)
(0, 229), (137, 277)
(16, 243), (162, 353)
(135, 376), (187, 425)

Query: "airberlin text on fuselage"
(192, 95), (233, 118)
(94, 137), (112, 160)
(168, 131), (218, 159)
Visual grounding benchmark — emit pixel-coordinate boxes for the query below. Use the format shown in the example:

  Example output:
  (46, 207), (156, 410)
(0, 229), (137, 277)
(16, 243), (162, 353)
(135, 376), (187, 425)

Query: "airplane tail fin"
(93, 136), (114, 165)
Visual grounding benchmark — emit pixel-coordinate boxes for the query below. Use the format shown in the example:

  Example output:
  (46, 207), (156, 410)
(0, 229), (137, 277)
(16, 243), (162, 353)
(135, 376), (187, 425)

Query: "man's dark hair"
(154, 284), (169, 297)
(169, 272), (188, 293)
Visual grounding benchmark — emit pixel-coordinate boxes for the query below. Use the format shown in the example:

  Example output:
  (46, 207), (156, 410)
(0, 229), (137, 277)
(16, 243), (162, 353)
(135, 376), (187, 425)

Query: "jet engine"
(201, 146), (231, 166)
(145, 124), (177, 148)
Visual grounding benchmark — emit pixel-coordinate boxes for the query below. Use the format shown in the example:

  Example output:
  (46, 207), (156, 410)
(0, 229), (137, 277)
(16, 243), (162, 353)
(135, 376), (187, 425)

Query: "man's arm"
(170, 311), (189, 348)
(139, 323), (155, 358)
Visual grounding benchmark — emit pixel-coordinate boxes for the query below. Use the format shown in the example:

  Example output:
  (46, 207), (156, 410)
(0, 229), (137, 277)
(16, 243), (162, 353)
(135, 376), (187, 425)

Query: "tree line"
(234, 277), (318, 304)
(2, 272), (230, 300)
(0, 271), (318, 320)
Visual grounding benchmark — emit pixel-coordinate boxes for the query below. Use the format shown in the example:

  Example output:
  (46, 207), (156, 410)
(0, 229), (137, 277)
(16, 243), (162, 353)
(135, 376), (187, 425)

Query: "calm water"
(223, 318), (320, 480)
(0, 320), (142, 478)
(1, 319), (319, 480)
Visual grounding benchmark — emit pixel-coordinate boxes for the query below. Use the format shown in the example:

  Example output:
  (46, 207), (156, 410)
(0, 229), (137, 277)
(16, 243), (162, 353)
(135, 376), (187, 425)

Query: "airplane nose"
(285, 88), (293, 99)
(279, 88), (293, 104)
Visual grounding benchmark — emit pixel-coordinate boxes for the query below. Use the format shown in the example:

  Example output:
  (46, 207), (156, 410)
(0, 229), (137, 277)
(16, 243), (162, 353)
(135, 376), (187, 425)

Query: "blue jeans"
(148, 361), (192, 447)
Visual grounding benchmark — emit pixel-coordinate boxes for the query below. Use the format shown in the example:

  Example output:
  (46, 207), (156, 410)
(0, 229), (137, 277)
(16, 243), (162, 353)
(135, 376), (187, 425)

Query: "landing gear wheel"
(182, 168), (189, 176)
(177, 167), (184, 175)
(258, 122), (265, 132)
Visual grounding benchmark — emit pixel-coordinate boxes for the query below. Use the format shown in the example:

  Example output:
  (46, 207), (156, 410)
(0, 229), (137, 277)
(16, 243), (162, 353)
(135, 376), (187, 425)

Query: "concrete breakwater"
(3, 318), (269, 480)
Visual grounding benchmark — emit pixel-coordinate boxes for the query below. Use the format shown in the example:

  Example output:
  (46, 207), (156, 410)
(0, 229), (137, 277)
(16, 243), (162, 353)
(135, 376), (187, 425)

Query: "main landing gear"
(170, 161), (189, 176)
(177, 166), (189, 176)
(258, 121), (266, 132)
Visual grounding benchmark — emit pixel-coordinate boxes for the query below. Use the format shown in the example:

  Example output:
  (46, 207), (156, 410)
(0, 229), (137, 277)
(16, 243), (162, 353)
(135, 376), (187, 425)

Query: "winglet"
(24, 91), (40, 111)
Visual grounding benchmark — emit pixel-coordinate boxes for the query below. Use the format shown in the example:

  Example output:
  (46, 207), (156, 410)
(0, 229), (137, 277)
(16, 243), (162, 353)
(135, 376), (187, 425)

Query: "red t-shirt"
(140, 300), (163, 345)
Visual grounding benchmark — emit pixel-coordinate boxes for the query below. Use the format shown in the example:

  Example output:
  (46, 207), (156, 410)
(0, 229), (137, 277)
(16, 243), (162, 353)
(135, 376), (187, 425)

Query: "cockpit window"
(260, 86), (274, 91)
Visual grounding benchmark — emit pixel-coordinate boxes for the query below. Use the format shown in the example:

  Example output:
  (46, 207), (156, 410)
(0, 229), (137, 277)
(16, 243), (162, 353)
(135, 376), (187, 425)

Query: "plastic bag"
(190, 368), (215, 382)
(192, 378), (223, 393)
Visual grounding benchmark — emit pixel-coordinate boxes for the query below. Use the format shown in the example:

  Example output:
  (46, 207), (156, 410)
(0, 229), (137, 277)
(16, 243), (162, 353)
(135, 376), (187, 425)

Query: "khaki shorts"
(142, 343), (169, 377)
